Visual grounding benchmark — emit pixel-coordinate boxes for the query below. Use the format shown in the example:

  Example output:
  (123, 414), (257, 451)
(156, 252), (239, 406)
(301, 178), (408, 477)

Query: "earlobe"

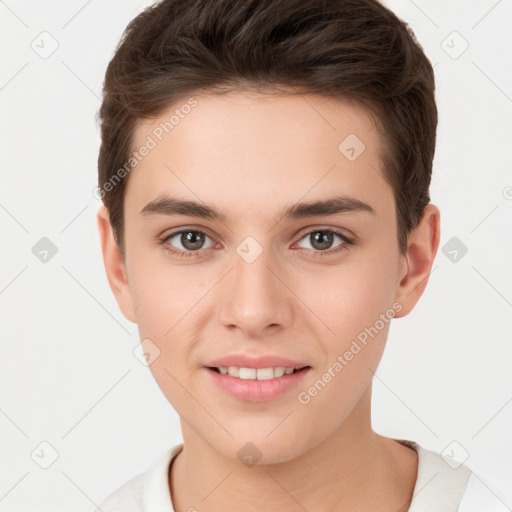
(96, 205), (137, 323)
(393, 204), (441, 318)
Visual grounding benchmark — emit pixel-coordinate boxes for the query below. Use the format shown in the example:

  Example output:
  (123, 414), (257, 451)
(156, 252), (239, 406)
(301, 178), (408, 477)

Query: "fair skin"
(97, 90), (440, 512)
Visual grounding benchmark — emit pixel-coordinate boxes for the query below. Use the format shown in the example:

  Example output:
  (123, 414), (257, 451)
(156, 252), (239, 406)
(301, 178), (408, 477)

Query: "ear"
(393, 204), (441, 318)
(96, 205), (137, 323)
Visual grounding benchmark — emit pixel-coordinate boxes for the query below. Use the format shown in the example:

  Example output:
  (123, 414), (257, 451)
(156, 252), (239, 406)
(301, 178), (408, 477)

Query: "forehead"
(125, 90), (393, 223)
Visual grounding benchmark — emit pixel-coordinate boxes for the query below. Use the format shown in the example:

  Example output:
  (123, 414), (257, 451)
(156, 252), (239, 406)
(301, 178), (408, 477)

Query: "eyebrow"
(140, 194), (376, 221)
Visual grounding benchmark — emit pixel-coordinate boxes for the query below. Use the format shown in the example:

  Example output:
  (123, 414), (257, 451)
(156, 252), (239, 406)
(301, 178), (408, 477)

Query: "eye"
(159, 227), (354, 259)
(161, 229), (215, 257)
(294, 229), (353, 256)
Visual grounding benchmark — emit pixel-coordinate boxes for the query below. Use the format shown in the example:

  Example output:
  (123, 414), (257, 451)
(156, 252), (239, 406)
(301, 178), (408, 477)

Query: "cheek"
(127, 251), (197, 333)
(125, 258), (177, 350)
(299, 256), (397, 339)
(128, 273), (170, 336)
(128, 264), (201, 407)
(296, 252), (398, 407)
(297, 271), (395, 427)
(126, 258), (210, 381)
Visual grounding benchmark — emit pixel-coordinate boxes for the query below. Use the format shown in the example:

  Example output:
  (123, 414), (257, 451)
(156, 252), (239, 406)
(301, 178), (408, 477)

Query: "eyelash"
(159, 228), (354, 259)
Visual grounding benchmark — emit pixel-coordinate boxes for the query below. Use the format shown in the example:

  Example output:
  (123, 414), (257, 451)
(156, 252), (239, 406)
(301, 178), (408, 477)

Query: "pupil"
(182, 231), (204, 250)
(312, 231), (333, 250)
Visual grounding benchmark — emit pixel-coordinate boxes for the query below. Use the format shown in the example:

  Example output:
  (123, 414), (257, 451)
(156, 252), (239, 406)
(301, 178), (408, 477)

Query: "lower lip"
(204, 367), (311, 402)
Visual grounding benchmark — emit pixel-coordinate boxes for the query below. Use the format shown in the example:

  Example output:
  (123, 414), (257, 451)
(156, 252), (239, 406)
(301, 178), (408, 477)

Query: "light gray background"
(1, 1), (511, 510)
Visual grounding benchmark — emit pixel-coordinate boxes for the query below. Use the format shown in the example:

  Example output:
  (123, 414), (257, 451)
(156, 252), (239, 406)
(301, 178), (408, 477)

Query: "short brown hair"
(97, 0), (437, 256)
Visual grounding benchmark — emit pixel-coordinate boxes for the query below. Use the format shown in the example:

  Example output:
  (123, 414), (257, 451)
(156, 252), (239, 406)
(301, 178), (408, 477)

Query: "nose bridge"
(235, 242), (275, 295)
(217, 236), (291, 332)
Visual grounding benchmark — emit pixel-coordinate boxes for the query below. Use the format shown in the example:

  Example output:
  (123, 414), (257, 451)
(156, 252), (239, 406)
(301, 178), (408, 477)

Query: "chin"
(205, 426), (313, 466)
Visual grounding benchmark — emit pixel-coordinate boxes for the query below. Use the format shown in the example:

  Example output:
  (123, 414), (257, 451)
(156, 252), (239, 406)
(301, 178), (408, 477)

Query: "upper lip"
(203, 354), (310, 370)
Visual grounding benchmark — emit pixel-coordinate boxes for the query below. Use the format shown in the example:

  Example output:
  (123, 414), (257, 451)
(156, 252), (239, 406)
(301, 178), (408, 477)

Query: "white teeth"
(216, 366), (299, 380)
(239, 367), (257, 379)
(227, 366), (239, 377)
(273, 367), (285, 378)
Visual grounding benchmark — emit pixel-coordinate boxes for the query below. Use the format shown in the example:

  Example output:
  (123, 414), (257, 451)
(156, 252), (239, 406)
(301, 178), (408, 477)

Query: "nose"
(217, 242), (293, 337)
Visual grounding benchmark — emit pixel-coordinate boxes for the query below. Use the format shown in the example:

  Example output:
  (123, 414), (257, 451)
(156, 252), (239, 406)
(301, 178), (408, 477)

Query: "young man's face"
(98, 90), (439, 463)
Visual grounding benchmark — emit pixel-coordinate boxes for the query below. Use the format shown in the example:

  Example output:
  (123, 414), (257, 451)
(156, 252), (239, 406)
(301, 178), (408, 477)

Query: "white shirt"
(92, 439), (508, 511)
